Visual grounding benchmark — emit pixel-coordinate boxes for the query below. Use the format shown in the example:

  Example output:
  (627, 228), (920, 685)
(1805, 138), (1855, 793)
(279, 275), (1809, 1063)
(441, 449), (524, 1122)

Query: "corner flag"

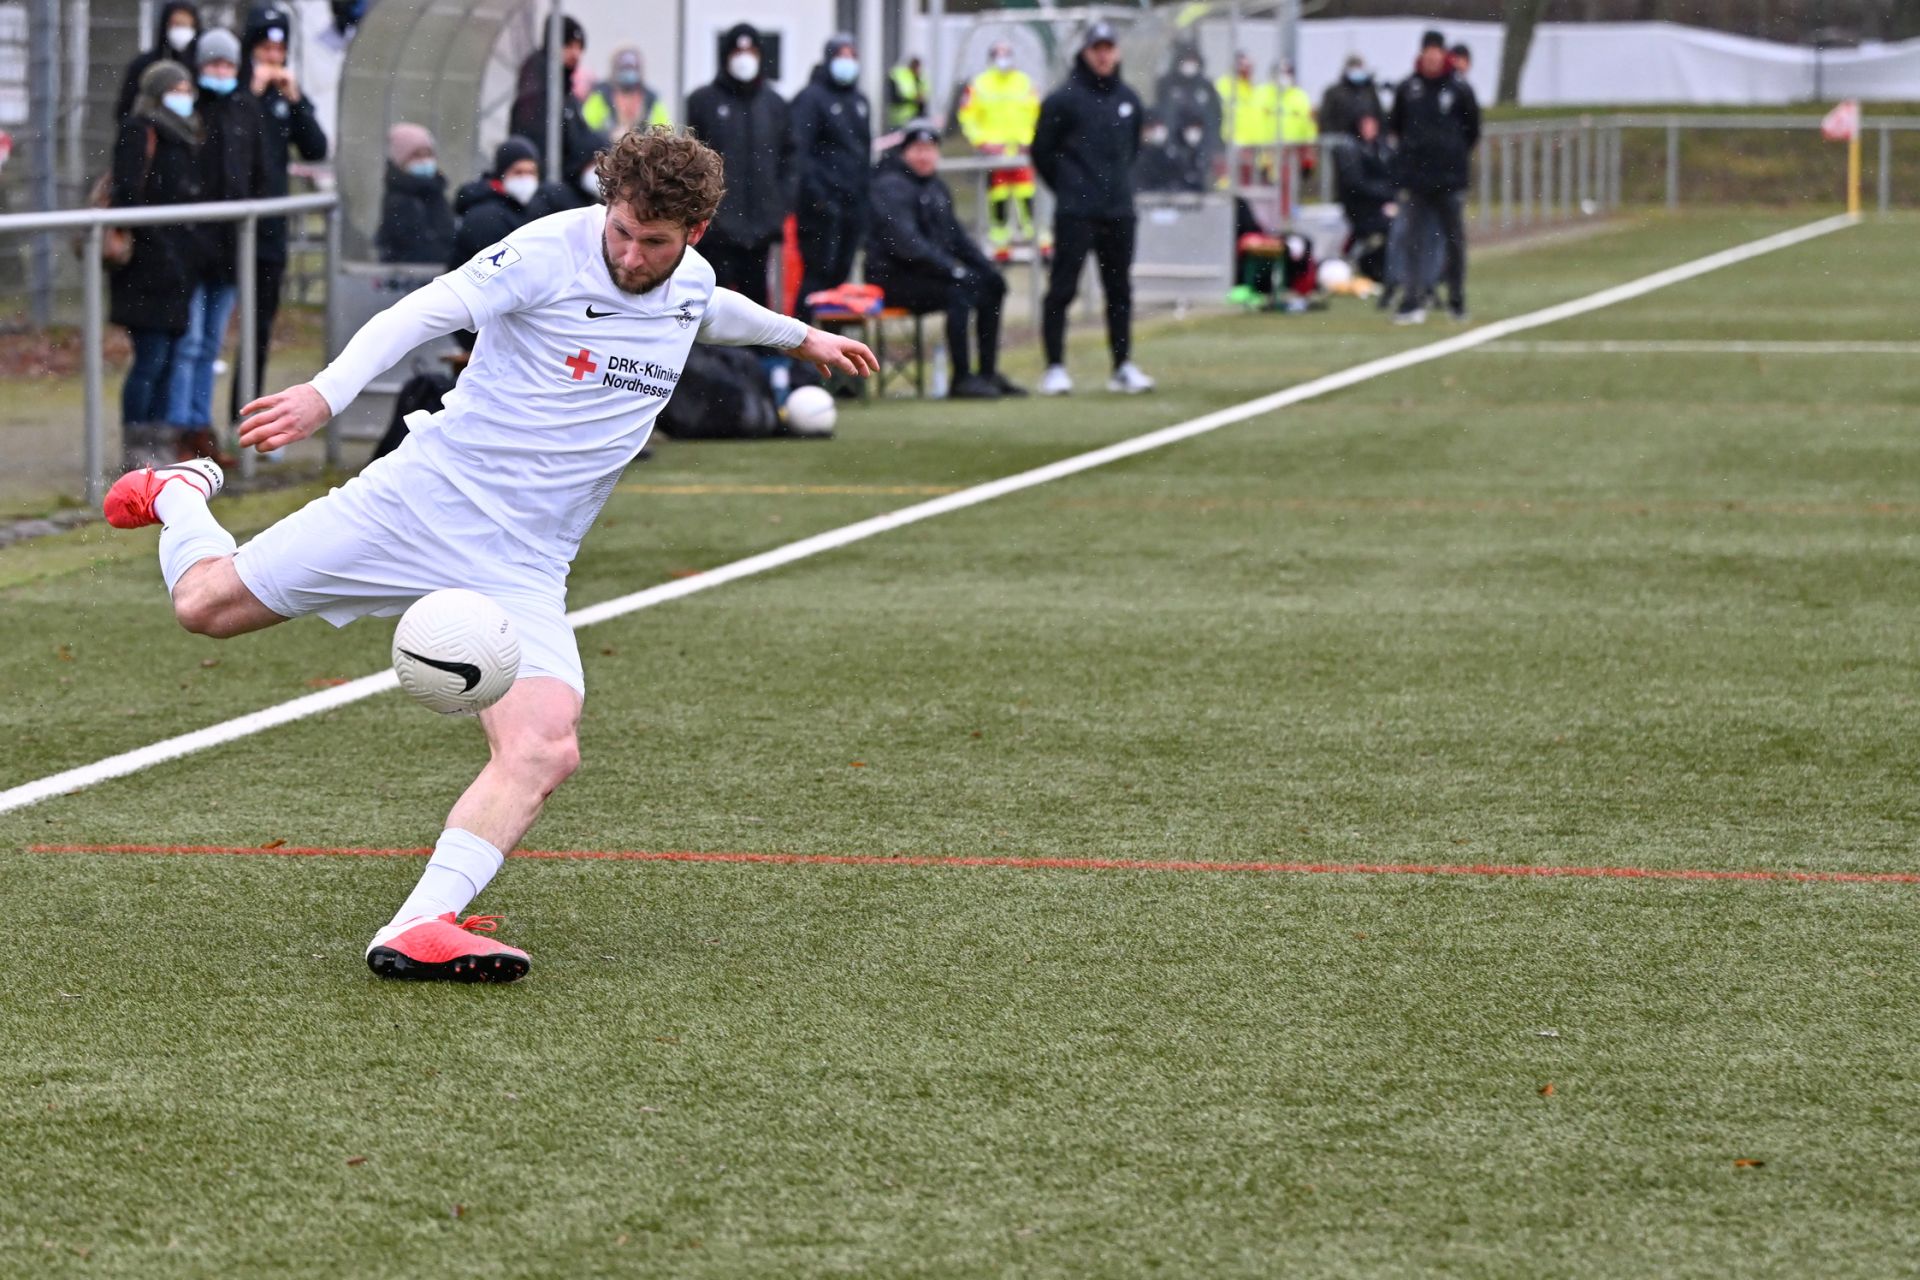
(1821, 100), (1862, 216)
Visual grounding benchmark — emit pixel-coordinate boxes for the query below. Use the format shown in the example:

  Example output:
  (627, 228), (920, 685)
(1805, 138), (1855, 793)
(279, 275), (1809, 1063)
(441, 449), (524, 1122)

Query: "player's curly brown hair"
(593, 126), (727, 227)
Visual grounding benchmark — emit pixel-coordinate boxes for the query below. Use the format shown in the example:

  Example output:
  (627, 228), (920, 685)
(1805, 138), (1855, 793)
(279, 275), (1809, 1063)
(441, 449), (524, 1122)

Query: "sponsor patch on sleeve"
(461, 242), (523, 285)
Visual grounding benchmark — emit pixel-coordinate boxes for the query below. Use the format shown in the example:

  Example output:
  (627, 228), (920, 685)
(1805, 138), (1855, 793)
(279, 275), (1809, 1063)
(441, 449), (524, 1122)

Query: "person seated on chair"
(865, 120), (1024, 400)
(1333, 112), (1397, 284)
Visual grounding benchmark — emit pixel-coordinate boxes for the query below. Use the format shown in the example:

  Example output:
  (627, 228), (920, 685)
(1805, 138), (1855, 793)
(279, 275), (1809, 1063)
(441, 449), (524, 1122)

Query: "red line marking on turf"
(20, 844), (1920, 885)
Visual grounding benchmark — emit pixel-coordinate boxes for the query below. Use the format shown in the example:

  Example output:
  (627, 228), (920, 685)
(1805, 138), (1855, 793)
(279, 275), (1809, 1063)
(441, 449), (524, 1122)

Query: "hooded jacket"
(109, 62), (205, 334)
(241, 17), (328, 265)
(1388, 69), (1480, 194)
(115, 1), (200, 122)
(788, 62), (873, 217)
(1032, 53), (1143, 221)
(685, 42), (792, 250)
(865, 153), (992, 285)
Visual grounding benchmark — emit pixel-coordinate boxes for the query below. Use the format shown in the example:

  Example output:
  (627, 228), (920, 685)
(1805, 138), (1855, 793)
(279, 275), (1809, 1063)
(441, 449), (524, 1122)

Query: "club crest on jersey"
(675, 303), (696, 329)
(462, 242), (522, 285)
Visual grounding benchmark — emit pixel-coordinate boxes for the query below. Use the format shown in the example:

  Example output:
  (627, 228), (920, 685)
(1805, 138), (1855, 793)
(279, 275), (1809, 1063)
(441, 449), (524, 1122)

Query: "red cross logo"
(564, 348), (598, 381)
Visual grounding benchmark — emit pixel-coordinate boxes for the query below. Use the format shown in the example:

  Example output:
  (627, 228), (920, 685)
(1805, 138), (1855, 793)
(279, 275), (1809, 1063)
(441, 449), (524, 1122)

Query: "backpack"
(653, 345), (781, 441)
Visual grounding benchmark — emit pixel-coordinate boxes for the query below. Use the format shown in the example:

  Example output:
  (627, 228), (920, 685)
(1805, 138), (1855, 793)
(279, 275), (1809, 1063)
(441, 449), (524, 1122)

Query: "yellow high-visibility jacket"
(1215, 74), (1280, 146)
(1279, 83), (1318, 144)
(958, 67), (1039, 149)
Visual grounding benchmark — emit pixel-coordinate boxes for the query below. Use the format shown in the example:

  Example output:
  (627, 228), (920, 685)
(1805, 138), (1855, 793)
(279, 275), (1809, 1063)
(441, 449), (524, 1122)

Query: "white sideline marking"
(0, 213), (1858, 818)
(1480, 339), (1920, 356)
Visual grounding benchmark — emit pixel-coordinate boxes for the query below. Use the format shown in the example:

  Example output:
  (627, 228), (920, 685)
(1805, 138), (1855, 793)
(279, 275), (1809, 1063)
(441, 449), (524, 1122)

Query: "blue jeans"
(165, 282), (238, 428)
(122, 327), (180, 429)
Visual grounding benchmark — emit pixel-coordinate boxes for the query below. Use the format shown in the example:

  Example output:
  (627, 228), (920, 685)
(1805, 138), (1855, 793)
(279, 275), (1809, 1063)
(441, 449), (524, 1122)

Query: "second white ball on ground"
(783, 385), (838, 437)
(391, 588), (521, 716)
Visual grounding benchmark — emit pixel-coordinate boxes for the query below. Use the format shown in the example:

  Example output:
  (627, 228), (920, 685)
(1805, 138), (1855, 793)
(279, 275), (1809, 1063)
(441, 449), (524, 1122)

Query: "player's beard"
(603, 239), (687, 295)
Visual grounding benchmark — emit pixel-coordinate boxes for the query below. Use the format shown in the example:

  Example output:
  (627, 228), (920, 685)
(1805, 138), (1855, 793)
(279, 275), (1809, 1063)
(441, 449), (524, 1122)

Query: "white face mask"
(166, 24), (196, 52)
(163, 90), (196, 117)
(728, 52), (759, 82)
(578, 168), (600, 198)
(502, 174), (539, 204)
(993, 53), (1013, 72)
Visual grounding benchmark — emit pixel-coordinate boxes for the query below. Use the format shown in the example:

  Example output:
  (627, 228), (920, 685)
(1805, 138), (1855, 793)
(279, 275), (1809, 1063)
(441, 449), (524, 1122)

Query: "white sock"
(391, 828), (506, 926)
(156, 481), (237, 593)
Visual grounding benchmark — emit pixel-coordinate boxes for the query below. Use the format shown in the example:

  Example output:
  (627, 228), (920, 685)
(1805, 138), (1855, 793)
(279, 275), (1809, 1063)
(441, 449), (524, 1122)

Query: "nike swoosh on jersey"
(399, 648), (482, 692)
(585, 305), (618, 319)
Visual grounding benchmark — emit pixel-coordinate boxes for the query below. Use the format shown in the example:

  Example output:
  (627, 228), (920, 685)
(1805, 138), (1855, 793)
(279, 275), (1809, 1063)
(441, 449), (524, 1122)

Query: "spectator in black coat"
(867, 124), (1022, 400)
(110, 60), (205, 461)
(788, 33), (871, 319)
(1152, 41), (1221, 169)
(449, 136), (542, 350)
(1333, 113), (1398, 283)
(164, 28), (265, 460)
(230, 6), (327, 427)
(376, 123), (456, 264)
(1318, 55), (1385, 139)
(1031, 21), (1151, 396)
(685, 24), (792, 306)
(508, 15), (608, 180)
(115, 1), (201, 122)
(1387, 30), (1480, 322)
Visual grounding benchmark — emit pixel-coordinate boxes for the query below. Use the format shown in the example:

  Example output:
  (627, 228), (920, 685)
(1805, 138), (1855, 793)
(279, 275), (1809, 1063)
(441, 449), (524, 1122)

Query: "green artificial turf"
(2, 211), (1918, 1277)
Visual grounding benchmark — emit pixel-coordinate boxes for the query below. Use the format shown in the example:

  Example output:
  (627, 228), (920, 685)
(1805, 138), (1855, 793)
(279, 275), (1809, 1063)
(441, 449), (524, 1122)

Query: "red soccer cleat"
(365, 913), (530, 983)
(102, 458), (224, 529)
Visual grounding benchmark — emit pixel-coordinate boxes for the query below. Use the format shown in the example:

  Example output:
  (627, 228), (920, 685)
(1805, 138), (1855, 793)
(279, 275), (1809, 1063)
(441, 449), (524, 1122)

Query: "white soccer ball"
(1317, 258), (1354, 291)
(392, 589), (521, 716)
(783, 385), (838, 437)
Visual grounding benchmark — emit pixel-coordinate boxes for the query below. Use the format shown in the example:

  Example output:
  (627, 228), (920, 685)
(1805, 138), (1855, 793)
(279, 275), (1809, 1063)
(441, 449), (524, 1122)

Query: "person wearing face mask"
(684, 24), (792, 306)
(110, 60), (207, 465)
(377, 124), (455, 265)
(788, 33), (872, 320)
(509, 16), (610, 181)
(163, 28), (266, 464)
(448, 137), (545, 350)
(1152, 42), (1221, 173)
(957, 40), (1041, 261)
(583, 46), (672, 140)
(1318, 55), (1385, 141)
(230, 6), (328, 434)
(1277, 60), (1319, 171)
(116, 1), (201, 122)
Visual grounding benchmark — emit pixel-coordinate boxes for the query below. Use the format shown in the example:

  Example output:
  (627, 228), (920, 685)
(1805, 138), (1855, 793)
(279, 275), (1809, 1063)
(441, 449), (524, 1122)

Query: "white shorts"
(233, 446), (584, 695)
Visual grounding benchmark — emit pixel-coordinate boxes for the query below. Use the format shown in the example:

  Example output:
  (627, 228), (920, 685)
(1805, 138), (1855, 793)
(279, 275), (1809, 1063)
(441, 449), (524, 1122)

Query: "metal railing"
(0, 191), (341, 507)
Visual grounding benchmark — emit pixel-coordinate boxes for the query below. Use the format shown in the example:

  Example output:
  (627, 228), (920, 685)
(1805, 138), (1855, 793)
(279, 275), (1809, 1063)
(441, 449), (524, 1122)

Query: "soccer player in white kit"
(101, 129), (877, 982)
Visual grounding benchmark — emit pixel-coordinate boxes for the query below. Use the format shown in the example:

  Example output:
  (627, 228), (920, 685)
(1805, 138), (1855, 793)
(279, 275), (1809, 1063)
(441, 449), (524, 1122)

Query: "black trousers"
(1402, 188), (1468, 312)
(1043, 214), (1134, 368)
(877, 267), (1007, 379)
(227, 256), (286, 424)
(796, 202), (865, 320)
(703, 239), (778, 308)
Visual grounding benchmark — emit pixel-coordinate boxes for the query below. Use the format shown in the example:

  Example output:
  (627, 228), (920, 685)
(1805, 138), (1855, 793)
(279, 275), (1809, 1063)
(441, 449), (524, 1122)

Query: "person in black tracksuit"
(788, 33), (871, 319)
(684, 24), (792, 306)
(1031, 22), (1151, 394)
(866, 124), (1022, 400)
(1387, 30), (1480, 321)
(116, 0), (201, 122)
(229, 6), (327, 425)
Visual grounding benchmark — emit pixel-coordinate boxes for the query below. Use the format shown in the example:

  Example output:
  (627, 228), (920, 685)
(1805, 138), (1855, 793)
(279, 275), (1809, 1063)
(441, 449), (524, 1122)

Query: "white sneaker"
(1107, 362), (1155, 394)
(1038, 365), (1073, 396)
(1392, 307), (1428, 326)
